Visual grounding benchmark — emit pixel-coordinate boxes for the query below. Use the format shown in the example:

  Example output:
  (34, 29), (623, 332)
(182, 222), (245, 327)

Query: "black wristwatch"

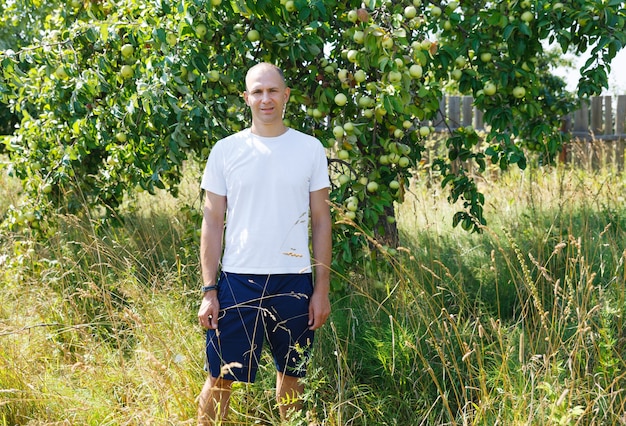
(201, 284), (218, 293)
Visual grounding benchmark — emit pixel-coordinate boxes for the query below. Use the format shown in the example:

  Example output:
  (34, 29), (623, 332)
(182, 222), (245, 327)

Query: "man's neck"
(250, 122), (289, 138)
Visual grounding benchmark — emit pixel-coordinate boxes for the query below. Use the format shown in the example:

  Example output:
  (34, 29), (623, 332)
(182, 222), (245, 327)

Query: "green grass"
(2, 160), (626, 425)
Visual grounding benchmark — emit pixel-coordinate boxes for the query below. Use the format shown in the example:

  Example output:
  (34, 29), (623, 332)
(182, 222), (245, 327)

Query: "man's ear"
(243, 91), (249, 105)
(284, 87), (291, 103)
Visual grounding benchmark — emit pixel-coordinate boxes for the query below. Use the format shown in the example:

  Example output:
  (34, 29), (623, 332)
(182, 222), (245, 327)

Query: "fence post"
(473, 107), (484, 130)
(448, 96), (461, 129)
(462, 96), (473, 127)
(559, 115), (571, 163)
(616, 95), (626, 171)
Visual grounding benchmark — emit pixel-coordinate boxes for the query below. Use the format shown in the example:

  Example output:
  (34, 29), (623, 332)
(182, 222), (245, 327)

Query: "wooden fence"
(432, 94), (626, 170)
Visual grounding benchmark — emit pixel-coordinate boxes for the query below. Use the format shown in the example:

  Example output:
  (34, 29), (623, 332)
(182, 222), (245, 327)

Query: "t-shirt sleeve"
(200, 143), (227, 195)
(310, 141), (330, 192)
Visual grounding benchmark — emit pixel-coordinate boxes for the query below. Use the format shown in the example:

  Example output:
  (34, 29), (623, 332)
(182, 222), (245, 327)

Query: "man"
(197, 62), (332, 424)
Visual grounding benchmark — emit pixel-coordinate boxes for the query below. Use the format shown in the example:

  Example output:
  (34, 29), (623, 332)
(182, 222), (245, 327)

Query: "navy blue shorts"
(205, 272), (315, 383)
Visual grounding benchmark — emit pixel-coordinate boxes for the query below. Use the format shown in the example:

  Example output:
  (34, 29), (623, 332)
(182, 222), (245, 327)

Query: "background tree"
(0, 0), (62, 137)
(1, 0), (624, 280)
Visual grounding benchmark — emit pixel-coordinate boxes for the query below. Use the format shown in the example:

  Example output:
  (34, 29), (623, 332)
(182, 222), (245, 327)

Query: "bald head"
(245, 63), (286, 91)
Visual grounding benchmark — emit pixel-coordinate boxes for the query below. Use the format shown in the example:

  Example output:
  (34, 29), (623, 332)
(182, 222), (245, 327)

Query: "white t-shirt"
(200, 128), (330, 274)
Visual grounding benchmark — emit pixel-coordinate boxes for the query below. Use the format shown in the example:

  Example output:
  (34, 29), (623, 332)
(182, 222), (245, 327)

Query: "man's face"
(243, 66), (290, 126)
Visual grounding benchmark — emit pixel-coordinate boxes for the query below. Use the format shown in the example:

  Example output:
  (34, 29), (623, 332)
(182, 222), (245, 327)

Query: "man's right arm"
(198, 191), (226, 330)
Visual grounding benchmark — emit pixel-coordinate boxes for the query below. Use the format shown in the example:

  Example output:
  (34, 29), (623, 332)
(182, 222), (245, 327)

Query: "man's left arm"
(308, 187), (332, 330)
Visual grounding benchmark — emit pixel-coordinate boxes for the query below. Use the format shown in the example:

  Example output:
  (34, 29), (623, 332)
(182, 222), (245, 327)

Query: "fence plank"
(573, 100), (589, 135)
(462, 96), (473, 127)
(591, 96), (603, 135)
(617, 95), (626, 135)
(448, 96), (461, 129)
(473, 107), (483, 130)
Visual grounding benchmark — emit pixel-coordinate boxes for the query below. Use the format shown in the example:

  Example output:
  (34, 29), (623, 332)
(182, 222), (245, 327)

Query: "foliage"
(0, 0), (624, 277)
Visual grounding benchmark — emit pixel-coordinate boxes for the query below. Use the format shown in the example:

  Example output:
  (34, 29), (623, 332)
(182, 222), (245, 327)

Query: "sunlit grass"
(2, 158), (626, 424)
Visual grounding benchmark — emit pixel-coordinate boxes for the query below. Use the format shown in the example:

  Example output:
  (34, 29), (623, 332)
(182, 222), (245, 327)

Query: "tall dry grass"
(1, 159), (626, 425)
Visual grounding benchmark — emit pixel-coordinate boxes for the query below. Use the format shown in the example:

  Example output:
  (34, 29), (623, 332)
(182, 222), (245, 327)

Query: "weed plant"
(1, 160), (626, 425)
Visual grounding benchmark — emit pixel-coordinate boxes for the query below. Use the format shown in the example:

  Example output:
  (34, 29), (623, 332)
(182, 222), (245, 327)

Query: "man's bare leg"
(198, 376), (233, 425)
(276, 372), (304, 421)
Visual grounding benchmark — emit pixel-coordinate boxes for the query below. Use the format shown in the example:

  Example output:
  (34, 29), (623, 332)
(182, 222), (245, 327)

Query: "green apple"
(358, 95), (373, 108)
(402, 120), (412, 129)
(333, 126), (345, 138)
(347, 49), (358, 63)
(347, 9), (358, 23)
(379, 155), (390, 165)
(208, 70), (220, 82)
(71, 0), (82, 8)
(419, 126), (430, 137)
(398, 156), (410, 167)
(455, 56), (467, 68)
(343, 122), (355, 133)
(120, 43), (134, 58)
(394, 128), (404, 139)
(521, 11), (534, 22)
(115, 132), (127, 142)
(451, 69), (462, 80)
(120, 65), (134, 79)
(211, 0), (222, 4)
(347, 201), (358, 211)
(166, 32), (177, 46)
(430, 6), (442, 17)
(388, 70), (402, 83)
(409, 64), (423, 78)
(382, 36), (394, 49)
(359, 176), (369, 185)
(345, 211), (356, 220)
(54, 65), (68, 79)
(483, 81), (497, 96)
(338, 149), (350, 160)
(480, 52), (492, 62)
(512, 86), (526, 98)
(404, 6), (417, 19)
(247, 29), (260, 42)
(42, 183), (53, 194)
(388, 152), (400, 163)
(363, 108), (374, 118)
(353, 30), (365, 44)
(366, 181), (379, 193)
(338, 174), (350, 185)
(389, 180), (400, 190)
(413, 0), (422, 6)
(195, 24), (207, 38)
(334, 93), (348, 106)
(285, 0), (295, 12)
(354, 69), (366, 83)
(337, 68), (348, 82)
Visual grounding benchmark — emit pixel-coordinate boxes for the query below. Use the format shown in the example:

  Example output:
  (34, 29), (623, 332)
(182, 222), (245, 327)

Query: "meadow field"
(1, 157), (626, 425)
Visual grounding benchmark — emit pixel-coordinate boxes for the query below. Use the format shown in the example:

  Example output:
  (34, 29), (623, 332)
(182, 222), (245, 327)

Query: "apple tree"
(1, 0), (624, 277)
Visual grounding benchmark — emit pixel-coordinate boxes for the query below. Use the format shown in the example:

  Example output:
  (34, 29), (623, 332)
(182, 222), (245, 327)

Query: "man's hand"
(198, 292), (220, 329)
(308, 289), (331, 330)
